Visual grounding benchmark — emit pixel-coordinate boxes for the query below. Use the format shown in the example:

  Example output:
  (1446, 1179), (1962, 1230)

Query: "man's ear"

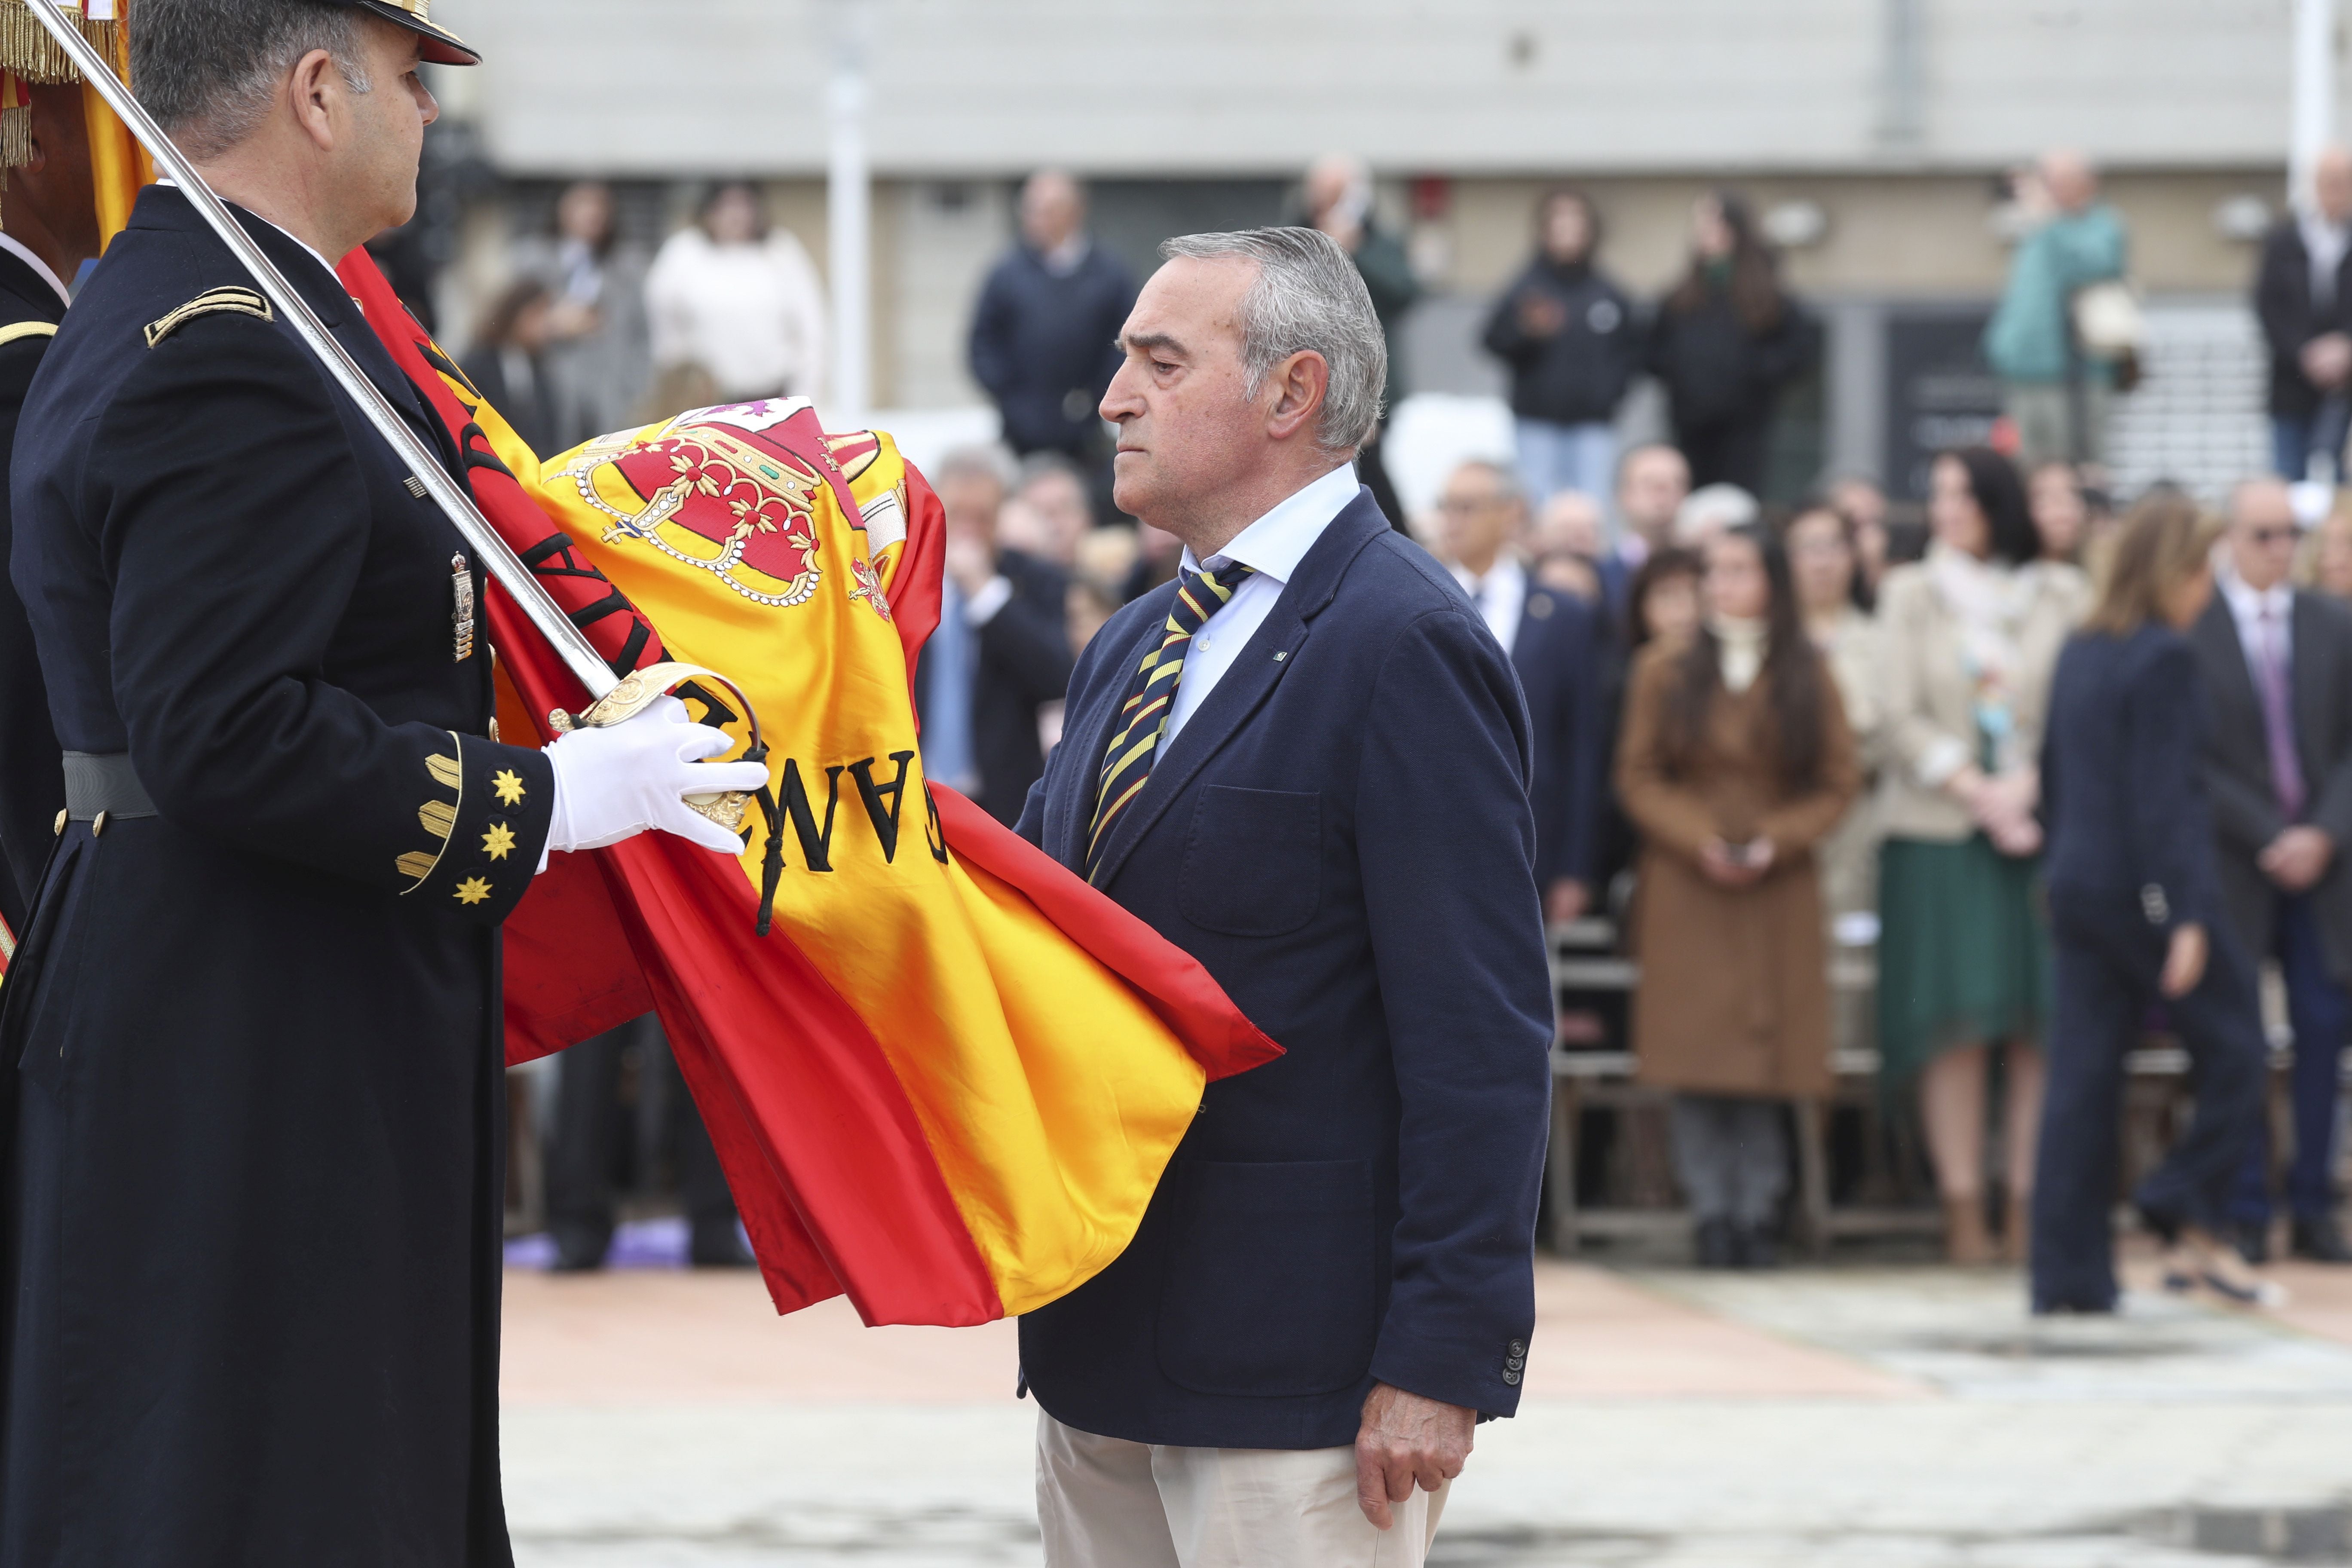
(287, 48), (343, 153)
(1263, 349), (1329, 444)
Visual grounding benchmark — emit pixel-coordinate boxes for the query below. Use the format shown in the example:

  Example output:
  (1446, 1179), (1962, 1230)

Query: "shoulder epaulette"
(0, 321), (57, 350)
(144, 288), (273, 349)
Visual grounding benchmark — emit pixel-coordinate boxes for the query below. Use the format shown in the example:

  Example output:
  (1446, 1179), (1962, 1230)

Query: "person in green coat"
(1984, 150), (2129, 469)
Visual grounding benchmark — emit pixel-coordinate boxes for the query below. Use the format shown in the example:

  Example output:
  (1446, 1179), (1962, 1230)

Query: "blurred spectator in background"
(1531, 489), (1607, 603)
(968, 172), (1135, 517)
(916, 446), (1073, 823)
(461, 278), (557, 456)
(1482, 187), (1642, 508)
(1302, 154), (1418, 529)
(1618, 524), (1859, 1268)
(2257, 144), (2352, 484)
(1593, 545), (1708, 894)
(1984, 150), (2128, 469)
(1011, 451), (1096, 571)
(1601, 443), (1693, 610)
(1674, 482), (1760, 548)
(646, 181), (827, 403)
(1828, 475), (1892, 597)
(2028, 459), (2091, 565)
(512, 180), (652, 450)
(2036, 493), (2272, 1313)
(1438, 460), (1608, 925)
(1786, 499), (1883, 921)
(545, 1014), (750, 1271)
(2306, 498), (2352, 600)
(2190, 478), (2352, 1264)
(1877, 448), (2090, 1264)
(1648, 193), (1819, 495)
(1065, 577), (1121, 661)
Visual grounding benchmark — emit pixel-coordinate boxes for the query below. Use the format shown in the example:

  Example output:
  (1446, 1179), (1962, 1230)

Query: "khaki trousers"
(1035, 1411), (1450, 1568)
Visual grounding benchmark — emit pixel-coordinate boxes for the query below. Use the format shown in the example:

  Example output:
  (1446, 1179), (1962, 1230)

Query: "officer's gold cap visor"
(347, 0), (478, 67)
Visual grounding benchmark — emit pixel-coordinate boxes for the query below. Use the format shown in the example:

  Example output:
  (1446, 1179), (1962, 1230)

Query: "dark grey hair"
(1159, 226), (1387, 455)
(132, 0), (375, 162)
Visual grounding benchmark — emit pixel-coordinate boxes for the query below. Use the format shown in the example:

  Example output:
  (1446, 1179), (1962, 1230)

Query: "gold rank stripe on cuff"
(143, 288), (273, 349)
(396, 737), (466, 891)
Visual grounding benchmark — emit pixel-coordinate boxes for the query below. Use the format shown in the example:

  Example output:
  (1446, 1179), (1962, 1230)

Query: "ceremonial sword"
(24, 0), (764, 830)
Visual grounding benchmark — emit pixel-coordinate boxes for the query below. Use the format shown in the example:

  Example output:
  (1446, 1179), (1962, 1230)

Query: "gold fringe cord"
(0, 3), (119, 86)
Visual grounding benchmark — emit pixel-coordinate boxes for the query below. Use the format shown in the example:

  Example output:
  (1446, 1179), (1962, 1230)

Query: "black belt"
(61, 750), (157, 822)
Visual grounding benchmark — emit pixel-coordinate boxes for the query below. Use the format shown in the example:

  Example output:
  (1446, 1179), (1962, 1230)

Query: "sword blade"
(25, 0), (619, 701)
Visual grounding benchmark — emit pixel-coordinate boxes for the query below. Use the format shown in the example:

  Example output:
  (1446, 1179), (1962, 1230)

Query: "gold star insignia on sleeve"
(454, 875), (493, 906)
(481, 822), (518, 861)
(492, 769), (527, 807)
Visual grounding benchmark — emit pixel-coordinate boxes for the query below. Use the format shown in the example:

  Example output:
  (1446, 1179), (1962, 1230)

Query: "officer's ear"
(285, 47), (346, 153)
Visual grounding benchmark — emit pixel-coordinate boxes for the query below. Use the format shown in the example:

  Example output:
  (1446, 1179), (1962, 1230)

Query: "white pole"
(2293, 0), (2337, 206)
(827, 1), (872, 423)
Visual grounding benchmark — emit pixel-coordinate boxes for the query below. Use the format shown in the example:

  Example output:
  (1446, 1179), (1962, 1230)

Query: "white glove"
(542, 694), (770, 858)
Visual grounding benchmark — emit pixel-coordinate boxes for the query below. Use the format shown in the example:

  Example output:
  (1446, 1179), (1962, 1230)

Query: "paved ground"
(500, 1251), (2352, 1567)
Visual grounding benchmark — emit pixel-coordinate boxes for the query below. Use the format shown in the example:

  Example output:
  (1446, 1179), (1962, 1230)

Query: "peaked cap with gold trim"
(337, 0), (477, 67)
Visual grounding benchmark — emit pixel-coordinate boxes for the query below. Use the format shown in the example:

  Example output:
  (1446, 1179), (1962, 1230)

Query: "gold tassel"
(0, 104), (27, 168)
(0, 3), (119, 87)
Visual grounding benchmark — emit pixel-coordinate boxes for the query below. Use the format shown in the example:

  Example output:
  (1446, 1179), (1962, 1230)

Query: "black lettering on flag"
(777, 759), (845, 872)
(922, 784), (951, 865)
(846, 751), (918, 863)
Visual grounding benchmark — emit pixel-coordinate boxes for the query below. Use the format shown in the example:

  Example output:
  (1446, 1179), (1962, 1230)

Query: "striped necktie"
(1086, 560), (1256, 882)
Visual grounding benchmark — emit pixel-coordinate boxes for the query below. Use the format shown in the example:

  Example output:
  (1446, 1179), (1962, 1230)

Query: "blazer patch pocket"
(1155, 1159), (1378, 1398)
(1178, 785), (1321, 937)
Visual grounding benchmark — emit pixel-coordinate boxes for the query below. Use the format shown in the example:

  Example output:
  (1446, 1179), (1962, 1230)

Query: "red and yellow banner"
(341, 254), (1279, 1326)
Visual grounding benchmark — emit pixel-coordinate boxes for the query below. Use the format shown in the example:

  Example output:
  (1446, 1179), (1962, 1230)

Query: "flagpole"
(22, 0), (623, 702)
(827, 0), (871, 423)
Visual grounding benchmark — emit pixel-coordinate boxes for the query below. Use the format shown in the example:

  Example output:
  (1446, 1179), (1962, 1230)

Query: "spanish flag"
(339, 254), (1279, 1327)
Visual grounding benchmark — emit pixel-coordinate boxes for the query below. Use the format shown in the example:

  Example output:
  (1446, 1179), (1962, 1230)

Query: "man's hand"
(2260, 825), (2336, 893)
(2303, 332), (2352, 391)
(1355, 1383), (1473, 1531)
(2161, 923), (2209, 1000)
(943, 530), (998, 600)
(1543, 878), (1589, 926)
(1517, 293), (1568, 338)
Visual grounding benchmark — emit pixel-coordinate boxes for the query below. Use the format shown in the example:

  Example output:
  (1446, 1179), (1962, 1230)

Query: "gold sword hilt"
(545, 660), (768, 835)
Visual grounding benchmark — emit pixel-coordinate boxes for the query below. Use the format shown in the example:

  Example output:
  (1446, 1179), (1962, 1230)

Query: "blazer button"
(1508, 1339), (1527, 1358)
(1502, 1368), (1522, 1386)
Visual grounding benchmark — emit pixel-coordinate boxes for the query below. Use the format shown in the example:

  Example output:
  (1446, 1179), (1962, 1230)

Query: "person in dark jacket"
(1304, 154), (1420, 531)
(458, 275), (557, 456)
(2255, 144), (2352, 482)
(1648, 193), (1819, 495)
(1482, 187), (1643, 508)
(914, 446), (1072, 824)
(1437, 459), (1608, 925)
(968, 170), (1135, 493)
(0, 78), (98, 950)
(0, 4), (768, 1560)
(2033, 492), (2274, 1314)
(2189, 478), (2352, 1264)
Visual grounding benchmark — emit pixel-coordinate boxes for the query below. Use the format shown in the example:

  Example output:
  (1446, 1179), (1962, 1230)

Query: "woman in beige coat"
(1877, 448), (2091, 1263)
(1620, 525), (1861, 1268)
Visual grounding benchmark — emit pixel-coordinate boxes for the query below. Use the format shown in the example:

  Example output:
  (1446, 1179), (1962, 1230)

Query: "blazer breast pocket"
(1178, 785), (1321, 937)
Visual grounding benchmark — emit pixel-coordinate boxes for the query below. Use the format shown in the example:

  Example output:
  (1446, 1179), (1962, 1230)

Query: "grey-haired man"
(1013, 228), (1554, 1566)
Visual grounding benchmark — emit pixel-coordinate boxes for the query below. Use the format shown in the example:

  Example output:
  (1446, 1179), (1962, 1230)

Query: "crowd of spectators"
(472, 153), (2352, 1302)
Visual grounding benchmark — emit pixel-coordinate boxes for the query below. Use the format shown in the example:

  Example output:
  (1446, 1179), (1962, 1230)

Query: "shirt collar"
(0, 232), (71, 309)
(156, 178), (337, 278)
(1450, 554), (1525, 597)
(2221, 562), (2293, 620)
(1180, 463), (1361, 586)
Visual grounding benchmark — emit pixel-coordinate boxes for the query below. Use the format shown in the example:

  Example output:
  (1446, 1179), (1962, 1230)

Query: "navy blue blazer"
(2041, 624), (2223, 937)
(1511, 582), (1606, 890)
(1013, 488), (1555, 1450)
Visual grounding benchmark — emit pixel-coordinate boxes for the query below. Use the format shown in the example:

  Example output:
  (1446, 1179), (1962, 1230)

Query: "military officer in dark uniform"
(0, 73), (104, 947)
(0, 3), (765, 1562)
